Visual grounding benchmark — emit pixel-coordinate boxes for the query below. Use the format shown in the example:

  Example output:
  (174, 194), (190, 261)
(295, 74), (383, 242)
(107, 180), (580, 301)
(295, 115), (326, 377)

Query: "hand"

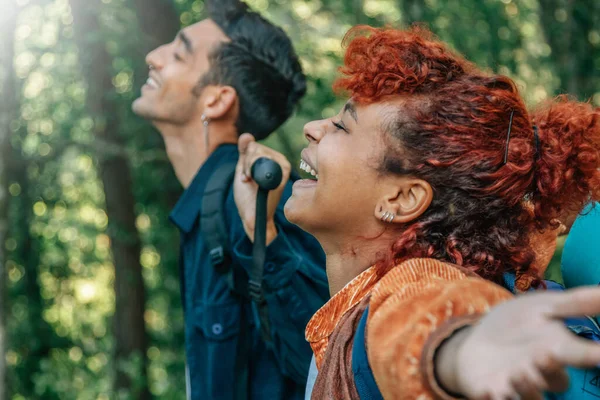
(437, 287), (600, 400)
(233, 133), (291, 245)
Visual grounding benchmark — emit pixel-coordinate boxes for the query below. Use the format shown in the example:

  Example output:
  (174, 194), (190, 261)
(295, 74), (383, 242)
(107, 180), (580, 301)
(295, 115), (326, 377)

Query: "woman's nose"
(303, 119), (328, 143)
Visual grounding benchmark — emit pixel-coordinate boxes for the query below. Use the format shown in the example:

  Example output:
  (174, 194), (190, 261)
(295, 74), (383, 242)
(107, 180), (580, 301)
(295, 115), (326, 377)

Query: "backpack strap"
(200, 161), (250, 400)
(352, 306), (384, 400)
(200, 162), (300, 283)
(199, 161), (300, 395)
(200, 161), (238, 274)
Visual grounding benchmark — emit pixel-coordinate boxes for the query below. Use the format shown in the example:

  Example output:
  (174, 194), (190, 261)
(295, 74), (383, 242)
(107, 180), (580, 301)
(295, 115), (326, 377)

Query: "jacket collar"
(305, 265), (381, 366)
(169, 144), (238, 234)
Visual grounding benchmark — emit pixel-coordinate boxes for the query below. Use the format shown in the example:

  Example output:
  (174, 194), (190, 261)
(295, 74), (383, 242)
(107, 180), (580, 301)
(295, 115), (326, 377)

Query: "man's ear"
(374, 178), (433, 224)
(201, 85), (238, 120)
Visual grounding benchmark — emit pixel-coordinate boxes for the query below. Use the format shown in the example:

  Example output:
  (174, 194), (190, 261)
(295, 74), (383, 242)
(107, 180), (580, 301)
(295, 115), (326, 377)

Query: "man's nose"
(145, 45), (165, 70)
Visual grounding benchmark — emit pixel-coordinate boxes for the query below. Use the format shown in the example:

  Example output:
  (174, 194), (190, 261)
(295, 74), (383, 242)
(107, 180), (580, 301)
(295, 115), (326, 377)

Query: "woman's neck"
(323, 237), (391, 296)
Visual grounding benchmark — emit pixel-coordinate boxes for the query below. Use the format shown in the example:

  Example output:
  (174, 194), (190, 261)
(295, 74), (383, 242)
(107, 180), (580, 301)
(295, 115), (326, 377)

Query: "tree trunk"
(130, 0), (179, 51)
(0, 6), (61, 399)
(538, 0), (599, 99)
(12, 162), (64, 399)
(0, 1), (19, 398)
(69, 1), (149, 398)
(128, 0), (181, 210)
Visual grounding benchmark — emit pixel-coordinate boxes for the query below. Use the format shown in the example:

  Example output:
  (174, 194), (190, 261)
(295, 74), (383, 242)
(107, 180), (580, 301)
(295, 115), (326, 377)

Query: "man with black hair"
(132, 1), (329, 399)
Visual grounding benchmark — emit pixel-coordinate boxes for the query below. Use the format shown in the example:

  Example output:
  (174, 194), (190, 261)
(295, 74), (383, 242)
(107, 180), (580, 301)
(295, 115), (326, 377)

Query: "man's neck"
(155, 119), (238, 188)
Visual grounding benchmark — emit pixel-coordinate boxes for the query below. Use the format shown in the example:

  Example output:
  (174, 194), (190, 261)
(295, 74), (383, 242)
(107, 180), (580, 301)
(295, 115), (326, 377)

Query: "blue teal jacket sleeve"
(226, 183), (329, 384)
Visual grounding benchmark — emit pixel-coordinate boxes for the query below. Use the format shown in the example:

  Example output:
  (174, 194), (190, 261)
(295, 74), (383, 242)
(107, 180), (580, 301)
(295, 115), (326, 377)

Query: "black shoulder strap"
(200, 161), (237, 273)
(200, 160), (250, 400)
(200, 158), (287, 344)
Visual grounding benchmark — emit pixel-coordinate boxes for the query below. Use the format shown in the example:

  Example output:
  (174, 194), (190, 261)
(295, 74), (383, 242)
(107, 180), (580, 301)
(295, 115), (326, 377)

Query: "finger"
(550, 287), (600, 318)
(243, 141), (262, 178)
(540, 368), (569, 394)
(239, 134), (290, 172)
(490, 390), (517, 400)
(235, 156), (252, 183)
(237, 133), (256, 180)
(483, 383), (519, 400)
(522, 367), (549, 393)
(551, 334), (600, 369)
(238, 132), (255, 155)
(235, 151), (250, 183)
(534, 352), (570, 393)
(510, 373), (543, 400)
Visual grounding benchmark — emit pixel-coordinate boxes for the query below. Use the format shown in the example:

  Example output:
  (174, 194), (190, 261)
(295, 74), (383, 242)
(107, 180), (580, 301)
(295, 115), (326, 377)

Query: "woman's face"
(284, 100), (395, 240)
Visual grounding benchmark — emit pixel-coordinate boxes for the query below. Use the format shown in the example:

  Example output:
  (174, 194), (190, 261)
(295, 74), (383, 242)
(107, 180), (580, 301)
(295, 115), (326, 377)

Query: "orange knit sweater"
(305, 258), (514, 400)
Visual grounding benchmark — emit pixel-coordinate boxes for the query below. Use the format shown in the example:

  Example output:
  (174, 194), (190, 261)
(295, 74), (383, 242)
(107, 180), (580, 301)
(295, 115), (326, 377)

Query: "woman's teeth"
(299, 159), (318, 179)
(146, 77), (158, 88)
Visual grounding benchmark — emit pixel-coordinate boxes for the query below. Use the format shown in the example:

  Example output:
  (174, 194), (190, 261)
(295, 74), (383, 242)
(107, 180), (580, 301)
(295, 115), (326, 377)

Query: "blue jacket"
(561, 203), (600, 289)
(170, 144), (329, 400)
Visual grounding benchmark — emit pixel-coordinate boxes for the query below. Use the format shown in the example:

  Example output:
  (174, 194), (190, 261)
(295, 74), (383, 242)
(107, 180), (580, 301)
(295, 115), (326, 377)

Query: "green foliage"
(3, 0), (598, 398)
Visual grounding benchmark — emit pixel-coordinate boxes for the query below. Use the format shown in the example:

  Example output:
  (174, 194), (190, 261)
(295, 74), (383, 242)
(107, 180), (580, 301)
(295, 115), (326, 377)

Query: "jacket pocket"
(195, 302), (241, 341)
(193, 302), (241, 399)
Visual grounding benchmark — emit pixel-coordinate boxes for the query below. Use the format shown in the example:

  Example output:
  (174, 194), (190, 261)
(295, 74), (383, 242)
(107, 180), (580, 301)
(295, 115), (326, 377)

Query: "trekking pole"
(249, 157), (283, 344)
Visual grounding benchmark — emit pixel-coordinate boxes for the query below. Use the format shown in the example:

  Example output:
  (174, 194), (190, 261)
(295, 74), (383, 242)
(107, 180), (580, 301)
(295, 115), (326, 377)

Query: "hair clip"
(503, 110), (515, 165)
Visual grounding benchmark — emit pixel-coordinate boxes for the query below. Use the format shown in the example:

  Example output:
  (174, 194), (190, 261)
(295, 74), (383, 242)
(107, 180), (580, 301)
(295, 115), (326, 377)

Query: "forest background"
(0, 0), (598, 398)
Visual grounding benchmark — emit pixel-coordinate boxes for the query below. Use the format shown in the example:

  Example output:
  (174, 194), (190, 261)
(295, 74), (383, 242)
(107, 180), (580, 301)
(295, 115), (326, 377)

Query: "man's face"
(132, 19), (229, 125)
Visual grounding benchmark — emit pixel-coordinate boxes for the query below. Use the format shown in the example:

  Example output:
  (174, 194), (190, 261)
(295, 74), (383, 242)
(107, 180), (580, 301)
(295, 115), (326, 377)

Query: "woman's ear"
(374, 178), (433, 224)
(201, 85), (238, 120)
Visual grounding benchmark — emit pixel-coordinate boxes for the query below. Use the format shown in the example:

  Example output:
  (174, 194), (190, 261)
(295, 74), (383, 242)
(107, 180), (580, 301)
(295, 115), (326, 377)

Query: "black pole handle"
(248, 157), (282, 344)
(250, 157), (283, 191)
(250, 157), (283, 273)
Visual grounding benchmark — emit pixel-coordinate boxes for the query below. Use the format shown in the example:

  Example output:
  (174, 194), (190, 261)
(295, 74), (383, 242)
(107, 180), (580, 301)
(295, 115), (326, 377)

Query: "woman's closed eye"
(331, 120), (348, 133)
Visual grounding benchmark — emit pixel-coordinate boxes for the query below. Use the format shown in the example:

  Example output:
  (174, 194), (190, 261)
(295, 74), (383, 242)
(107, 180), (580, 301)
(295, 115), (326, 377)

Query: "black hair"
(199, 0), (306, 140)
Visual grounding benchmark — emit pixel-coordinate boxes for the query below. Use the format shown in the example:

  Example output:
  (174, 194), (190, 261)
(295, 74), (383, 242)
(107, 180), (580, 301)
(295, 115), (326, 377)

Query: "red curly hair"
(335, 26), (600, 289)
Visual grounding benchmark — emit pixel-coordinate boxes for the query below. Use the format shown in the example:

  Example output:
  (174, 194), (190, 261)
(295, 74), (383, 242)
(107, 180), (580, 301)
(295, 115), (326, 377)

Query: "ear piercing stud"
(380, 211), (395, 223)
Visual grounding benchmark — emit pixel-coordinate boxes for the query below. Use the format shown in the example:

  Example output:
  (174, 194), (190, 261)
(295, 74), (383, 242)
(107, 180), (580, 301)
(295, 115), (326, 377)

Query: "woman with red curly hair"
(234, 26), (600, 399)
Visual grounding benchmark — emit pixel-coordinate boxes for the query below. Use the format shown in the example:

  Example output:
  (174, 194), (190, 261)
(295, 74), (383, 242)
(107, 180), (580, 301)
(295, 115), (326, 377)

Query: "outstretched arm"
(436, 286), (600, 399)
(366, 259), (512, 400)
(366, 259), (600, 400)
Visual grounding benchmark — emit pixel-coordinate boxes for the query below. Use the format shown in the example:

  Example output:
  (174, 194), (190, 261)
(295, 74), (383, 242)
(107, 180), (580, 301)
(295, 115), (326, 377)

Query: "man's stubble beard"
(132, 96), (197, 126)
